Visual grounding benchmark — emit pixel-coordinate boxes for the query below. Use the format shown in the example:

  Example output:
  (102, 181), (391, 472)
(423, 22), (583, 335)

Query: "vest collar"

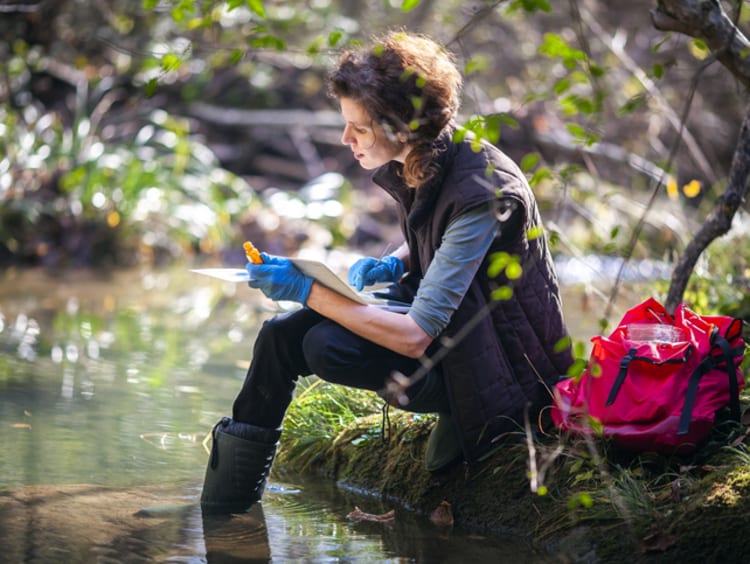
(372, 130), (457, 228)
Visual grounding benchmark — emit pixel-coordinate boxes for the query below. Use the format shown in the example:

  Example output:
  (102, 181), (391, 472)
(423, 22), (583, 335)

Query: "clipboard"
(191, 259), (410, 312)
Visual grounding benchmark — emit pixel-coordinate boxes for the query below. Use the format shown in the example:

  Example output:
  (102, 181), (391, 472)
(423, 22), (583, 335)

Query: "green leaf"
(567, 492), (594, 510)
(247, 0), (266, 17)
(145, 78), (158, 98)
(251, 35), (286, 50)
(539, 33), (586, 68)
(452, 128), (467, 144)
(491, 286), (514, 301)
(328, 30), (344, 48)
(520, 152), (540, 172)
(692, 38), (708, 51)
(553, 335), (571, 353)
(527, 225), (544, 240)
(554, 77), (571, 95)
(617, 93), (647, 116)
(509, 0), (551, 12)
(589, 63), (605, 78)
(487, 251), (511, 277)
(401, 0), (421, 12)
(529, 166), (553, 188)
(566, 122), (587, 139)
(506, 262), (523, 280)
(464, 54), (489, 76)
(567, 358), (587, 380)
(497, 113), (519, 129)
(230, 49), (244, 65)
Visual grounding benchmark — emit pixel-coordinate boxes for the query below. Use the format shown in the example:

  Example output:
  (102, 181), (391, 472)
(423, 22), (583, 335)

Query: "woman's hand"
(247, 253), (313, 304)
(348, 255), (405, 291)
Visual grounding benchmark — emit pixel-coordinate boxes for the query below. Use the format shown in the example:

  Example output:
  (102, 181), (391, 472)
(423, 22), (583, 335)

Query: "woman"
(201, 31), (573, 514)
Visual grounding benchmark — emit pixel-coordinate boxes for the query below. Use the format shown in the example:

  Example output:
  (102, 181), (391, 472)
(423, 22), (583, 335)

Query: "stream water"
(0, 262), (656, 562)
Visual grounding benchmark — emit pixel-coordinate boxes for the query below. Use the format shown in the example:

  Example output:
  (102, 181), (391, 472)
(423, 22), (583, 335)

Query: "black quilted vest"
(372, 133), (574, 462)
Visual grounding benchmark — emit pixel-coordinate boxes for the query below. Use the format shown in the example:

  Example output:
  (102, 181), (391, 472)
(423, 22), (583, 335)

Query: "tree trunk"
(651, 0), (750, 312)
(665, 104), (750, 312)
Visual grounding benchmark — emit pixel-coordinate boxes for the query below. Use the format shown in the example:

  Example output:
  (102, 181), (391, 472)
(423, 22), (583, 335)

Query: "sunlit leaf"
(682, 179), (702, 198)
(567, 492), (594, 510)
(666, 177), (679, 201)
(487, 251), (511, 277)
(539, 33), (586, 69)
(161, 53), (182, 72)
(328, 30), (344, 48)
(554, 77), (571, 95)
(527, 225), (544, 240)
(251, 35), (286, 50)
(491, 286), (514, 301)
(566, 123), (587, 139)
(497, 113), (519, 129)
(107, 211), (121, 228)
(554, 335), (572, 353)
(401, 0), (421, 12)
(230, 49), (244, 65)
(689, 38), (708, 60)
(464, 55), (489, 76)
(509, 0), (552, 13)
(520, 153), (540, 172)
(506, 262), (523, 280)
(589, 63), (605, 78)
(246, 0), (266, 17)
(529, 166), (553, 187)
(567, 358), (587, 380)
(617, 93), (647, 116)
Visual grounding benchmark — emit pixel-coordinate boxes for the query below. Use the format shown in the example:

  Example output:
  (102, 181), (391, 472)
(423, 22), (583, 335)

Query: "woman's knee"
(255, 309), (320, 350)
(301, 322), (334, 375)
(301, 321), (366, 382)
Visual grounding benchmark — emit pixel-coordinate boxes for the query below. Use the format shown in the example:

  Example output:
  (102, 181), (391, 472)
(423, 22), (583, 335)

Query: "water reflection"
(0, 477), (548, 563)
(0, 266), (553, 562)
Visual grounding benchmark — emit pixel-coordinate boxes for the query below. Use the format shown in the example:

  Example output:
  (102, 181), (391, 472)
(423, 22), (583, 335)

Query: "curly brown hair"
(327, 31), (463, 189)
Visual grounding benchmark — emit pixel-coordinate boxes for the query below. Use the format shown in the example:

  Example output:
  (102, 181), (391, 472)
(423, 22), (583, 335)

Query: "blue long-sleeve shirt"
(407, 202), (498, 338)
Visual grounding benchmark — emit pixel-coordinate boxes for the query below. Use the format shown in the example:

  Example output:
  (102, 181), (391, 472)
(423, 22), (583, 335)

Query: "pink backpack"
(551, 297), (746, 454)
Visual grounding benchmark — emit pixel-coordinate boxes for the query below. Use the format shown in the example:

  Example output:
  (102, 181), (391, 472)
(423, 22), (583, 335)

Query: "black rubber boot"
(424, 412), (463, 472)
(200, 417), (282, 514)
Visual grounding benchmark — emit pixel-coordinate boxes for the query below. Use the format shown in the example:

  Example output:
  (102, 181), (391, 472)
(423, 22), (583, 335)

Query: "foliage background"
(1, 0), (749, 319)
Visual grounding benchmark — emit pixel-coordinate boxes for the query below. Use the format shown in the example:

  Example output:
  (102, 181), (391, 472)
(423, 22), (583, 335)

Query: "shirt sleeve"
(407, 202), (498, 338)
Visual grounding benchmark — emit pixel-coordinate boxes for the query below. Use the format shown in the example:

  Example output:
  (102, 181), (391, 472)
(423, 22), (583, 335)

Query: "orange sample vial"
(243, 241), (263, 264)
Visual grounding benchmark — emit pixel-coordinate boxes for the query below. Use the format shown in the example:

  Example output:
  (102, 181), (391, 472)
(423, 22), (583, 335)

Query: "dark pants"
(232, 308), (449, 428)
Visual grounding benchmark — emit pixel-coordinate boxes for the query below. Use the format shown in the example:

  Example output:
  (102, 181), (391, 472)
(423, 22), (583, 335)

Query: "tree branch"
(651, 0), (750, 90)
(649, 1), (750, 312)
(665, 103), (750, 312)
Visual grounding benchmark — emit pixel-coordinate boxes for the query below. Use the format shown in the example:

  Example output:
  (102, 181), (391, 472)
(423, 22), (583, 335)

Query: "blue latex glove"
(247, 253), (313, 304)
(348, 255), (405, 291)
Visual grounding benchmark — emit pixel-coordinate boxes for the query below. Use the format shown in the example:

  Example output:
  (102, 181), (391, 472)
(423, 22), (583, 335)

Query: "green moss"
(276, 413), (750, 560)
(273, 375), (750, 561)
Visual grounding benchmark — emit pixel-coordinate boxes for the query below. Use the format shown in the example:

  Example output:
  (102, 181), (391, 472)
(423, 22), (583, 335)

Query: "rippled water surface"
(0, 266), (564, 562)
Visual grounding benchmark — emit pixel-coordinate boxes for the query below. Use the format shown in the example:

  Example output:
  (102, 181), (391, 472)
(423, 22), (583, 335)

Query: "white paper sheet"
(190, 268), (252, 282)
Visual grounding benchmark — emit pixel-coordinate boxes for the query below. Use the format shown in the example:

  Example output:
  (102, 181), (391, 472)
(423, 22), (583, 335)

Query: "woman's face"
(339, 97), (410, 169)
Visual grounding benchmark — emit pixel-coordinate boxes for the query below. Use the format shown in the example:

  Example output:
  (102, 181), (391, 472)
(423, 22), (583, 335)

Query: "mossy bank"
(275, 405), (750, 563)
